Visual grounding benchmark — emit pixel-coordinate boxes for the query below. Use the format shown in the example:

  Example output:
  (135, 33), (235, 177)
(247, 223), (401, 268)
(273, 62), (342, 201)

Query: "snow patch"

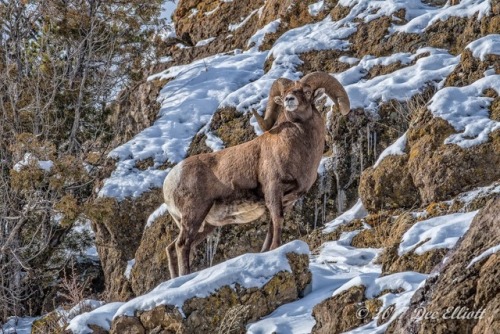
(323, 199), (368, 233)
(204, 6), (219, 16)
(247, 19), (281, 51)
(146, 203), (169, 229)
(13, 153), (54, 172)
(429, 75), (500, 148)
(205, 130), (225, 152)
(67, 302), (125, 334)
(454, 182), (500, 205)
(388, 0), (491, 34)
(308, 1), (325, 16)
(466, 34), (500, 61)
(399, 211), (479, 256)
(374, 131), (407, 167)
(339, 55), (360, 65)
(341, 48), (459, 113)
(188, 8), (198, 18)
(124, 259), (136, 279)
(341, 274), (428, 334)
(228, 8), (259, 31)
(269, 16), (354, 58)
(467, 244), (500, 269)
(70, 218), (99, 260)
(195, 37), (216, 47)
(58, 300), (104, 327)
(114, 240), (309, 318)
(2, 317), (38, 334)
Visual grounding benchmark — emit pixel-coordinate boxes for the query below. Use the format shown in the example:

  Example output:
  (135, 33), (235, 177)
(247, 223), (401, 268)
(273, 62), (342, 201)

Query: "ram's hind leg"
(176, 206), (212, 276)
(176, 227), (192, 277)
(166, 214), (181, 278)
(261, 227), (273, 252)
(166, 240), (178, 278)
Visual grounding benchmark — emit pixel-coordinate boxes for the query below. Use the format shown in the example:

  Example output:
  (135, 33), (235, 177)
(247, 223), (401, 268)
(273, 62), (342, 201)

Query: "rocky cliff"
(18, 0), (500, 333)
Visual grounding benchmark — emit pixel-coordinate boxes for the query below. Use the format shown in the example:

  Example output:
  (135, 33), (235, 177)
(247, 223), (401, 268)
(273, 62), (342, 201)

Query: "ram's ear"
(273, 96), (284, 105)
(313, 88), (325, 102)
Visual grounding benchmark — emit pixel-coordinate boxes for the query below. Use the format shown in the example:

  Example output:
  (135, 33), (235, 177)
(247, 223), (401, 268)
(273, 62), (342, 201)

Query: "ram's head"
(252, 72), (350, 131)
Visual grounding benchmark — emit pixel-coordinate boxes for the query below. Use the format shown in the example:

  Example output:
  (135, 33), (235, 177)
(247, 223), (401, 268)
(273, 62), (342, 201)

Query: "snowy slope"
(99, 0), (496, 201)
(247, 203), (429, 334)
(83, 0), (500, 333)
(100, 51), (267, 199)
(248, 229), (382, 333)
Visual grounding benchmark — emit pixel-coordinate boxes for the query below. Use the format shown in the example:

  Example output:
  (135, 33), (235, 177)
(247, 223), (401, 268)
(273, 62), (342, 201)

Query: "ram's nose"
(285, 95), (296, 103)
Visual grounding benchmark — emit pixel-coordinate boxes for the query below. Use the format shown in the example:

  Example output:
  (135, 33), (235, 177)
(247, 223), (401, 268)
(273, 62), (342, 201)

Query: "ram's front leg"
(264, 183), (284, 250)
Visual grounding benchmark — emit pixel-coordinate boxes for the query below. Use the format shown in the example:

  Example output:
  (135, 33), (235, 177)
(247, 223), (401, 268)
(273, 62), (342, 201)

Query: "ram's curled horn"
(252, 77), (293, 131)
(300, 71), (351, 116)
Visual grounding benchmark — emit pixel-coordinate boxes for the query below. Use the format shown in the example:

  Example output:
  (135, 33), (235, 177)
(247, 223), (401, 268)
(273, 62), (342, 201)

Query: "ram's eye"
(305, 91), (312, 96)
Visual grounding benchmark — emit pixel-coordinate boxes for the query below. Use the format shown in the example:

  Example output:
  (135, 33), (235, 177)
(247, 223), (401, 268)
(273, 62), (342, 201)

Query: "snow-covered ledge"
(68, 240), (311, 334)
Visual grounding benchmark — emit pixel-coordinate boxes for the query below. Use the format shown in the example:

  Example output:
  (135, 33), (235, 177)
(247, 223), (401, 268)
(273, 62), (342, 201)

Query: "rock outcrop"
(360, 97), (500, 212)
(85, 2), (500, 333)
(312, 286), (372, 334)
(68, 241), (311, 334)
(359, 155), (420, 212)
(389, 198), (500, 334)
(407, 113), (499, 205)
(86, 190), (163, 300)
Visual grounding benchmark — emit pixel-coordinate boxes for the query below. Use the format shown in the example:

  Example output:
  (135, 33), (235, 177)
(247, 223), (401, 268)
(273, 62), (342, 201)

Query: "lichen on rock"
(108, 243), (311, 334)
(390, 198), (500, 334)
(312, 285), (372, 334)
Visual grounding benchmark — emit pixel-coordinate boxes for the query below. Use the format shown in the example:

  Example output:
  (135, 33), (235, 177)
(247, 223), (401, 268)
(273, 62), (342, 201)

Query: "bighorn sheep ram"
(163, 72), (350, 277)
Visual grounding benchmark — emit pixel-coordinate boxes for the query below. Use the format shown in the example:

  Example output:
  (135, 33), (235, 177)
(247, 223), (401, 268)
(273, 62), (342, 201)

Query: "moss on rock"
(110, 252), (311, 334)
(390, 198), (500, 334)
(209, 107), (257, 148)
(359, 155), (420, 213)
(312, 285), (372, 334)
(407, 112), (500, 204)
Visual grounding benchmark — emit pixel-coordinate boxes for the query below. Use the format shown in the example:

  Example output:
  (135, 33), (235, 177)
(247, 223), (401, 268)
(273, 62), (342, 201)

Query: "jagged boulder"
(86, 190), (163, 300)
(129, 214), (175, 296)
(311, 286), (372, 334)
(359, 155), (420, 212)
(173, 0), (264, 49)
(107, 79), (164, 149)
(407, 113), (500, 205)
(361, 104), (500, 211)
(389, 198), (500, 334)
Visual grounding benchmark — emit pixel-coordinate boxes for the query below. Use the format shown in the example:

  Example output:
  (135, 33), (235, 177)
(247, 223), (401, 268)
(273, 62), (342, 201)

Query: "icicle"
(360, 139), (364, 172)
(367, 124), (371, 156)
(322, 191), (327, 224)
(314, 201), (319, 230)
(206, 227), (221, 267)
(337, 189), (346, 213)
